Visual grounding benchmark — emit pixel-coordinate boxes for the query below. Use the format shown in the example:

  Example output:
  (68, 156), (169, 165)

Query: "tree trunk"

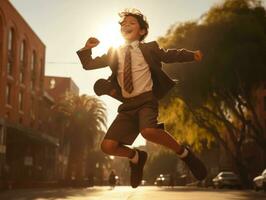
(234, 157), (252, 188)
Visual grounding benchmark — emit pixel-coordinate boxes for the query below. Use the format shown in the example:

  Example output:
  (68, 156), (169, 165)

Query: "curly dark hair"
(118, 8), (149, 41)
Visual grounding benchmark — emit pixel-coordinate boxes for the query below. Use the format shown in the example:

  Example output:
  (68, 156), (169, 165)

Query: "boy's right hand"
(84, 37), (100, 49)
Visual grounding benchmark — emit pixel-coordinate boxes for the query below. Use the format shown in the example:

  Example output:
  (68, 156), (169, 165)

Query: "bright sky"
(10, 0), (226, 146)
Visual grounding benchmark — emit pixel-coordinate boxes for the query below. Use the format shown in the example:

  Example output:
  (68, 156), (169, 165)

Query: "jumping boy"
(77, 9), (207, 188)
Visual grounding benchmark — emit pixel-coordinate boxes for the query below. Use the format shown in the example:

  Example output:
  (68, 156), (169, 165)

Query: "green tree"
(159, 97), (215, 152)
(158, 0), (266, 186)
(52, 93), (107, 182)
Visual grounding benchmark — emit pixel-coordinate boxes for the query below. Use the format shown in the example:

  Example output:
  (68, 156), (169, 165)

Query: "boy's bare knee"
(140, 128), (156, 140)
(101, 139), (118, 155)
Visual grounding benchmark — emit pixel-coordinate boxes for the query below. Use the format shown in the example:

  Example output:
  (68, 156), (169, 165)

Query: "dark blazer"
(76, 41), (195, 101)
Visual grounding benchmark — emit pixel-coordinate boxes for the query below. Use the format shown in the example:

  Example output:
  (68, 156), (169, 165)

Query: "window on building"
(8, 29), (13, 51)
(6, 84), (11, 105)
(20, 40), (25, 61)
(31, 51), (36, 90)
(19, 70), (24, 84)
(19, 40), (26, 83)
(7, 28), (14, 75)
(31, 51), (36, 72)
(40, 58), (44, 89)
(19, 91), (23, 111)
(0, 125), (5, 145)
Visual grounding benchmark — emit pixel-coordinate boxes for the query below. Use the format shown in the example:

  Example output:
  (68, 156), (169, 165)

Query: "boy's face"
(120, 16), (146, 43)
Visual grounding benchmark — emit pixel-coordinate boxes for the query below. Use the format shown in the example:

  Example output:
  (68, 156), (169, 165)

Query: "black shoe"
(129, 150), (148, 188)
(181, 147), (207, 181)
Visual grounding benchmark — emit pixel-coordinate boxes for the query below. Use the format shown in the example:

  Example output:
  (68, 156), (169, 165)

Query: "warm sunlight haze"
(96, 21), (124, 51)
(9, 0), (230, 147)
(2, 0), (266, 197)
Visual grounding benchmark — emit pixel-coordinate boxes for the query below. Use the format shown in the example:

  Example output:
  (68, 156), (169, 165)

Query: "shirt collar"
(122, 40), (139, 49)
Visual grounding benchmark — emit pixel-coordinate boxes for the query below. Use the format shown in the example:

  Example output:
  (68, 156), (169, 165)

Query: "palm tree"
(52, 93), (107, 182)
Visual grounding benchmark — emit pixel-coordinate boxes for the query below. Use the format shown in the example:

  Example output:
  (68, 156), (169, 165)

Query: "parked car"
(212, 171), (241, 189)
(154, 174), (174, 186)
(141, 179), (147, 186)
(253, 169), (266, 191)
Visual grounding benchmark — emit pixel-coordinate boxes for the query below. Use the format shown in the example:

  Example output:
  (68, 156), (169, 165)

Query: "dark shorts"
(104, 92), (158, 145)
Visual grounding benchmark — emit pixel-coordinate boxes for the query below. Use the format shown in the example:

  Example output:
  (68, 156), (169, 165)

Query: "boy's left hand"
(194, 50), (203, 62)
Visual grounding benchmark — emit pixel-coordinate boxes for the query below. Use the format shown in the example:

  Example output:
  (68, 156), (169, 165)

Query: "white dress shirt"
(117, 40), (153, 98)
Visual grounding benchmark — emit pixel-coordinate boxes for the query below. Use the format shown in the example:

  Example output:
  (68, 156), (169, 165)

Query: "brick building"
(0, 0), (58, 188)
(44, 76), (79, 101)
(43, 76), (79, 181)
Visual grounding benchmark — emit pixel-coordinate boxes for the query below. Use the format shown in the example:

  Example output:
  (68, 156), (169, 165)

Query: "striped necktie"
(123, 45), (134, 93)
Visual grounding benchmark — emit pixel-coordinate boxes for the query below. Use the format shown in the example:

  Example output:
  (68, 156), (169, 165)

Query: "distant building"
(43, 76), (80, 181)
(0, 0), (58, 188)
(44, 76), (79, 101)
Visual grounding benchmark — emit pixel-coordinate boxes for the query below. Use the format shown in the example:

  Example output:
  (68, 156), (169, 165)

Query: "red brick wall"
(0, 11), (4, 117)
(0, 0), (45, 129)
(44, 76), (79, 102)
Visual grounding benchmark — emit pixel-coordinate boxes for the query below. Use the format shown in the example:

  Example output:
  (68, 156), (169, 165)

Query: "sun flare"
(96, 21), (124, 51)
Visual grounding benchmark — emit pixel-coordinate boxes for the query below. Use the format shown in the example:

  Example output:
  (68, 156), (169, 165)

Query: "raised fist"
(85, 37), (100, 49)
(194, 50), (203, 62)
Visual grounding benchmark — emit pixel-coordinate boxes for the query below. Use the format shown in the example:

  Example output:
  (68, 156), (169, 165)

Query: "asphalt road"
(0, 186), (265, 200)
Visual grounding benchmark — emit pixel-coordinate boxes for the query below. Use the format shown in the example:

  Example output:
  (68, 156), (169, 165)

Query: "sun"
(96, 21), (124, 51)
